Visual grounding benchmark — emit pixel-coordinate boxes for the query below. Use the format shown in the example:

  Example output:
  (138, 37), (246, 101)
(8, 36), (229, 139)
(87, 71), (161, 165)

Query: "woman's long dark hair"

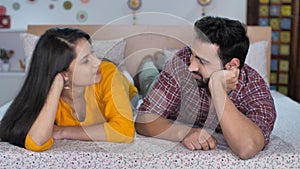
(0, 28), (90, 147)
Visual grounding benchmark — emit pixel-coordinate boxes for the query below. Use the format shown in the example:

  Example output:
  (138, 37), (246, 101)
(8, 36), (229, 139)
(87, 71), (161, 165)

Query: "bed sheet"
(0, 91), (299, 168)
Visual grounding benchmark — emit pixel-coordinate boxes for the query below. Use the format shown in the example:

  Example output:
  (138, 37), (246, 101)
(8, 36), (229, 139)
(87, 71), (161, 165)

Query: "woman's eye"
(82, 59), (89, 64)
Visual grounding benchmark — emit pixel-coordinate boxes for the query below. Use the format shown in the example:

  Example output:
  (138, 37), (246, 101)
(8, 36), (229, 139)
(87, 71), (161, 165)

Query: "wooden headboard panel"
(28, 25), (271, 79)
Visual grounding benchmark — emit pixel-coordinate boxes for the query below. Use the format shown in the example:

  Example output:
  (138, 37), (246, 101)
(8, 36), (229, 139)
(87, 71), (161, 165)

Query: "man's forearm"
(135, 114), (192, 141)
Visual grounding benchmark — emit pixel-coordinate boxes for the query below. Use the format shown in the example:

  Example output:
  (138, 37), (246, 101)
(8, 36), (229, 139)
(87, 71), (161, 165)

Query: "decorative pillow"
(92, 39), (126, 66)
(19, 33), (39, 71)
(245, 41), (269, 85)
(0, 100), (12, 121)
(19, 33), (126, 71)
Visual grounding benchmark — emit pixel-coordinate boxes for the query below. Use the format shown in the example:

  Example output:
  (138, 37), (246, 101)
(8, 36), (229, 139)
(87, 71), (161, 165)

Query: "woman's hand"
(50, 73), (65, 93)
(52, 125), (64, 140)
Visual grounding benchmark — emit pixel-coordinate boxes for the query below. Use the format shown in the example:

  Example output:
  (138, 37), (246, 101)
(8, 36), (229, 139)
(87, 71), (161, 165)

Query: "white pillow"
(19, 33), (39, 71)
(245, 41), (269, 85)
(92, 39), (126, 65)
(0, 100), (12, 121)
(19, 33), (126, 71)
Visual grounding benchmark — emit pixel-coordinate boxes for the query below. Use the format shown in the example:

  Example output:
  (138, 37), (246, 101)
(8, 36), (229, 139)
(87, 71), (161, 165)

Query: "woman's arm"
(53, 63), (135, 143)
(27, 74), (64, 146)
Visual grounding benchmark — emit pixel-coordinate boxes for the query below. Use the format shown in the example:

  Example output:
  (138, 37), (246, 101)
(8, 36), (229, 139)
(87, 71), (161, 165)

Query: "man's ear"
(225, 58), (240, 70)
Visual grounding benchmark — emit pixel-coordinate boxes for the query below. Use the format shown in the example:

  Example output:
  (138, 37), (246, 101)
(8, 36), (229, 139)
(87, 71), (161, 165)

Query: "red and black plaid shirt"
(138, 46), (276, 145)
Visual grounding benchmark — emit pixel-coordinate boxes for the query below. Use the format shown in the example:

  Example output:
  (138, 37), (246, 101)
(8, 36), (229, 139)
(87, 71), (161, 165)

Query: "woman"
(0, 28), (138, 152)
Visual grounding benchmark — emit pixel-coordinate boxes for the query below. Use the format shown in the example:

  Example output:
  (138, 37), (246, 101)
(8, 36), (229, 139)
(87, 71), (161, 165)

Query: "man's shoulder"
(241, 64), (264, 79)
(238, 64), (270, 91)
(167, 46), (191, 67)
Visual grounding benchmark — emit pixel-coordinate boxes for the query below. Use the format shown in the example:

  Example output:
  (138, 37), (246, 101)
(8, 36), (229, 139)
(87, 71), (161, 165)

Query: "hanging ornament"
(63, 1), (72, 10)
(127, 0), (141, 25)
(76, 10), (88, 23)
(197, 0), (212, 16)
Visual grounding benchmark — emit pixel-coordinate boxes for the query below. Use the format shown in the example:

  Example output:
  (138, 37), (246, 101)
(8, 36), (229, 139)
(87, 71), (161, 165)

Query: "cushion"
(0, 100), (12, 121)
(245, 41), (269, 85)
(92, 39), (126, 65)
(19, 33), (126, 71)
(19, 33), (39, 70)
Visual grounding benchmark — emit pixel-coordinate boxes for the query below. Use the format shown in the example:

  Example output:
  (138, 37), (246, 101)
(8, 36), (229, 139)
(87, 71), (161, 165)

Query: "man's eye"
(199, 59), (208, 65)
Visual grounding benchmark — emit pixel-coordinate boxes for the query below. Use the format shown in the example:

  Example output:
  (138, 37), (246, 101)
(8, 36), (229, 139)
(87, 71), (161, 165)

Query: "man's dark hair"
(194, 16), (249, 68)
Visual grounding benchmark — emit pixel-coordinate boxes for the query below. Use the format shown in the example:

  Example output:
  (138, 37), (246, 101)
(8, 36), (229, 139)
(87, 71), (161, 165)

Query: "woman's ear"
(225, 58), (240, 70)
(60, 72), (69, 81)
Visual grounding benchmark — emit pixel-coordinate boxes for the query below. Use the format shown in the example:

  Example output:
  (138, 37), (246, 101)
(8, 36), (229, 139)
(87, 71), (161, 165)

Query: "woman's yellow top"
(25, 61), (138, 152)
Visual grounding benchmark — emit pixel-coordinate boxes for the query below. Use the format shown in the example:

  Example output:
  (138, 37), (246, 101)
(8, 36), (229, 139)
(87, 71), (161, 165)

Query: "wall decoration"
(271, 0), (280, 3)
(279, 73), (288, 84)
(49, 4), (55, 10)
(270, 18), (280, 30)
(259, 18), (268, 26)
(279, 60), (289, 72)
(256, 1), (294, 96)
(27, 0), (37, 4)
(271, 44), (279, 55)
(280, 31), (290, 43)
(127, 0), (142, 25)
(197, 0), (212, 16)
(278, 86), (288, 95)
(279, 44), (290, 55)
(270, 72), (277, 83)
(76, 10), (88, 23)
(0, 5), (10, 29)
(63, 1), (72, 10)
(259, 5), (269, 16)
(281, 5), (291, 16)
(260, 0), (269, 3)
(12, 2), (21, 11)
(0, 5), (6, 15)
(271, 31), (279, 42)
(270, 5), (280, 16)
(80, 0), (90, 4)
(271, 59), (278, 71)
(280, 18), (291, 29)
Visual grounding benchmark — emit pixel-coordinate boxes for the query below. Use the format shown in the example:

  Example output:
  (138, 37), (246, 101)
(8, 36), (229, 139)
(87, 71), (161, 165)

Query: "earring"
(64, 79), (71, 90)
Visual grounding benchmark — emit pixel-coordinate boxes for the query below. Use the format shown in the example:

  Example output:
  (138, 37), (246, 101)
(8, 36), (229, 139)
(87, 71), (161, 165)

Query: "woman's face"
(68, 38), (101, 88)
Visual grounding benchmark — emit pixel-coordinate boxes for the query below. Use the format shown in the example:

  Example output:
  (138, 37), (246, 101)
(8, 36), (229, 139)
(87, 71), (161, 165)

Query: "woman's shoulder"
(99, 60), (118, 74)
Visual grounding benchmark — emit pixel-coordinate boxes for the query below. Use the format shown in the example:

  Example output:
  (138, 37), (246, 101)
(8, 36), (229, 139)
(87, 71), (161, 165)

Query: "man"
(135, 16), (276, 160)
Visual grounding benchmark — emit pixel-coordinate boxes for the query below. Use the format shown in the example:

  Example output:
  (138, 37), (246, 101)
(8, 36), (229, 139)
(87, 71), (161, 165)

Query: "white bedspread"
(0, 90), (299, 168)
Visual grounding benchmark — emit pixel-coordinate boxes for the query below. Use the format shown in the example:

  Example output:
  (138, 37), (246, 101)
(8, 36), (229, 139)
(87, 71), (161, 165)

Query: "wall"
(1, 0), (247, 30)
(0, 0), (247, 105)
(0, 0), (247, 71)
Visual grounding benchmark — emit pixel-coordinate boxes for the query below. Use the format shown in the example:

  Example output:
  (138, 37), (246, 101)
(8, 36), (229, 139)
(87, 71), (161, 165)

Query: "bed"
(0, 25), (299, 168)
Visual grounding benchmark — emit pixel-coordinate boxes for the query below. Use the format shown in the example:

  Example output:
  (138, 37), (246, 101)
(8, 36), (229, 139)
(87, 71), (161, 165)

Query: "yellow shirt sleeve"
(24, 134), (54, 152)
(97, 61), (136, 143)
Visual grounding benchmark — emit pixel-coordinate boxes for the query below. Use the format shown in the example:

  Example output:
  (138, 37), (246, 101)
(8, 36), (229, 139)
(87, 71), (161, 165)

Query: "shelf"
(0, 71), (25, 76)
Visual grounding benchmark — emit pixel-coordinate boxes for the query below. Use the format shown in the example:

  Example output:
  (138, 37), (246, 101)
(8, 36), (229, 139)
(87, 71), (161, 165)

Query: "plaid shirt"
(138, 46), (277, 145)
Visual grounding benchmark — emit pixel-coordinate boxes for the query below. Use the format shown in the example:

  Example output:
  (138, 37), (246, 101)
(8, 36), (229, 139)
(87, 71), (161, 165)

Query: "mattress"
(0, 90), (299, 168)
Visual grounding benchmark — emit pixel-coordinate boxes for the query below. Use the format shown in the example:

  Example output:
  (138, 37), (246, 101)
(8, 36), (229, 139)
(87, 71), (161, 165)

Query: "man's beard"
(192, 71), (209, 88)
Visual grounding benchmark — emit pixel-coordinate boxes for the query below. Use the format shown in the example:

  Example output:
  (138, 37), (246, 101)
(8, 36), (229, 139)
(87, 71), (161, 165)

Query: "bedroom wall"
(0, 0), (247, 31)
(0, 0), (247, 71)
(0, 0), (247, 106)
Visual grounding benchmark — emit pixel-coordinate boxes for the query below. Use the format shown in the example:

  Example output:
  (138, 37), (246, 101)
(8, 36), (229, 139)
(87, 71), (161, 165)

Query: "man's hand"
(182, 128), (216, 151)
(209, 68), (240, 93)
